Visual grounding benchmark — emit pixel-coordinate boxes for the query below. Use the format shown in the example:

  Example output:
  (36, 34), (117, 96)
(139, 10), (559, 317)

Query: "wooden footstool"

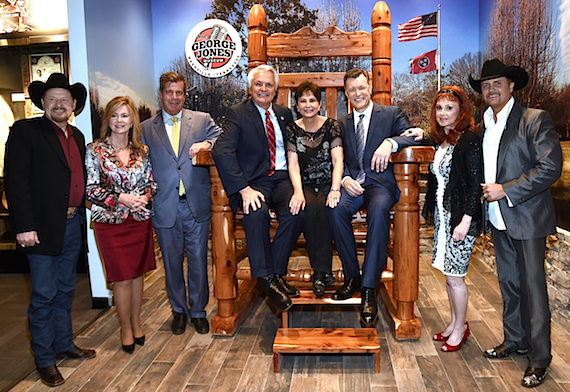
(273, 327), (380, 372)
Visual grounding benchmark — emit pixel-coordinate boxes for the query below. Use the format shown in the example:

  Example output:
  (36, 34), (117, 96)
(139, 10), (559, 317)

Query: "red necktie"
(265, 110), (276, 176)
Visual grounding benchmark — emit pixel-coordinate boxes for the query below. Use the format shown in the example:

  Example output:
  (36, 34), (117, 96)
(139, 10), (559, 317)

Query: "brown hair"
(100, 96), (145, 155)
(295, 81), (321, 103)
(343, 68), (370, 88)
(159, 72), (187, 92)
(429, 85), (477, 145)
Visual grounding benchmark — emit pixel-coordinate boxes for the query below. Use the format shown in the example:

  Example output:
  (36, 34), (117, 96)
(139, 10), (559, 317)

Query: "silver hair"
(247, 65), (279, 89)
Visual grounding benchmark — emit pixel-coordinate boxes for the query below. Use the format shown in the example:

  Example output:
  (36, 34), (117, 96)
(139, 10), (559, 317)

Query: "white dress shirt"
(482, 96), (515, 231)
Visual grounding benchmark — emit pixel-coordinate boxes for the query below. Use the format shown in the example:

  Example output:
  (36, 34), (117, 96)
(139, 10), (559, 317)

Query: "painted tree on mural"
(488, 0), (558, 109)
(166, 56), (245, 126)
(206, 0), (317, 75)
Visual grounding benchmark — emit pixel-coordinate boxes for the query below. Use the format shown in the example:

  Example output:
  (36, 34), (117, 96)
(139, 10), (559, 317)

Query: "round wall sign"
(185, 19), (242, 78)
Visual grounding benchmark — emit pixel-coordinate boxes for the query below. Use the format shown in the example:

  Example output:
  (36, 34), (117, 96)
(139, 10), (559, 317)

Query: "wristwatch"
(331, 187), (340, 191)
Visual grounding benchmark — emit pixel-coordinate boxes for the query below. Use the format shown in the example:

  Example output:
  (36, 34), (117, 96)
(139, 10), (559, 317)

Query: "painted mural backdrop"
(149, 0), (570, 228)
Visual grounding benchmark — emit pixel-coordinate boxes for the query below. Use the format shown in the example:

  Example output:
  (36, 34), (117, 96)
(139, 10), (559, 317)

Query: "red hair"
(429, 85), (477, 145)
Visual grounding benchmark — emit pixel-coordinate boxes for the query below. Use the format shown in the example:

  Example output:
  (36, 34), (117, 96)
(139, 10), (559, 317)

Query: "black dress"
(286, 118), (342, 272)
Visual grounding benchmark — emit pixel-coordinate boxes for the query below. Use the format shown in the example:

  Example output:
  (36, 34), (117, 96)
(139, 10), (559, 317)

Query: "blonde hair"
(100, 96), (145, 155)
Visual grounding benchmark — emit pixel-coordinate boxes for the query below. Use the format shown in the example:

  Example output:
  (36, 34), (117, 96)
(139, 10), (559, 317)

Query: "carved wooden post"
(248, 4), (268, 72)
(379, 146), (434, 339)
(371, 1), (391, 105)
(195, 151), (260, 335)
(209, 164), (237, 319)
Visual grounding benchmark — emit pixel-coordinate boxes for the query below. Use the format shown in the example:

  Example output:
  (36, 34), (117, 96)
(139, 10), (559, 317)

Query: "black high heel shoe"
(134, 335), (145, 346)
(122, 343), (135, 354)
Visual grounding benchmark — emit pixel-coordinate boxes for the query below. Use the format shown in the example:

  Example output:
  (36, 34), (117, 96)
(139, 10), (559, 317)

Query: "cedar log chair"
(194, 1), (434, 370)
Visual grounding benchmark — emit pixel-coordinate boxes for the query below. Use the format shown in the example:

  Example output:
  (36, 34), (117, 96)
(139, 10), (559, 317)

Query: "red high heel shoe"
(441, 322), (470, 352)
(433, 332), (449, 342)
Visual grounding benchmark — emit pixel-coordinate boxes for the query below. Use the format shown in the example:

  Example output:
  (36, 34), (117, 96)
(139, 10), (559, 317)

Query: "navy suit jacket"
(338, 102), (420, 200)
(141, 109), (220, 226)
(4, 116), (86, 255)
(212, 99), (294, 212)
(481, 102), (562, 239)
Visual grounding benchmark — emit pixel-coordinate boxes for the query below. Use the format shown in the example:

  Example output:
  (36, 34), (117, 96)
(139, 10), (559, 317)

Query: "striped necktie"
(171, 117), (185, 196)
(265, 110), (276, 176)
(355, 113), (366, 183)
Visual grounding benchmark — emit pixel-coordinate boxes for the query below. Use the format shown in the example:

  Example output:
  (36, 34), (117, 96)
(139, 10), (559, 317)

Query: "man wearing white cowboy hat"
(469, 59), (562, 388)
(4, 73), (96, 387)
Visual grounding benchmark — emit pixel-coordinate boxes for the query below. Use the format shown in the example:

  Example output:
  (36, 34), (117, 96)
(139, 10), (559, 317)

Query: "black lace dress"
(286, 118), (342, 272)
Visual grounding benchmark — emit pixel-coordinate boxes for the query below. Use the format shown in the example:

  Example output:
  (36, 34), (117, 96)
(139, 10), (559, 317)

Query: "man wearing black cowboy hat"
(4, 73), (96, 387)
(469, 59), (562, 388)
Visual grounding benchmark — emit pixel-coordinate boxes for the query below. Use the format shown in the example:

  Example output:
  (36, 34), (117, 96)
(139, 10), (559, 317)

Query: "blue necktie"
(356, 113), (366, 183)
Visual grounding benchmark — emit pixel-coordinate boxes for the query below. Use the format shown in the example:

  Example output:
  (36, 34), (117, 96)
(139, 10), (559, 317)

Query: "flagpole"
(437, 4), (441, 90)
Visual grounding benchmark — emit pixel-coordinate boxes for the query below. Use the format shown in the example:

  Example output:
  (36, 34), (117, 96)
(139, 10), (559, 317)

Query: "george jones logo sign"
(185, 19), (242, 78)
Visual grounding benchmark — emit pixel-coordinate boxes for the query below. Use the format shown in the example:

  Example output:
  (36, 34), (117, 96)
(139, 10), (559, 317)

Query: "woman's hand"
(119, 193), (147, 210)
(452, 214), (472, 242)
(289, 191), (306, 215)
(326, 190), (341, 208)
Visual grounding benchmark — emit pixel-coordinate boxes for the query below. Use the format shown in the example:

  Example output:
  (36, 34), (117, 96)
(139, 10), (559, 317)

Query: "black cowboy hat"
(29, 73), (87, 113)
(468, 59), (529, 94)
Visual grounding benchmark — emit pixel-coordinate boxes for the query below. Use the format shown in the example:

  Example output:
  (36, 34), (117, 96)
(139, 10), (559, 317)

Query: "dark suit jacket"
(338, 102), (420, 199)
(423, 130), (483, 236)
(212, 99), (294, 212)
(481, 102), (562, 239)
(141, 109), (220, 226)
(4, 116), (86, 255)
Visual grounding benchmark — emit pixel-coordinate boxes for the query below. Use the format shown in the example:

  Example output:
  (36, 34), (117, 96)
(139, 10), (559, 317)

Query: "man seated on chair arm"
(328, 68), (423, 326)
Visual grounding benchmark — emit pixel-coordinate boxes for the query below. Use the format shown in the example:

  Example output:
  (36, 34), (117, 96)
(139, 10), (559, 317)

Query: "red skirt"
(94, 215), (156, 282)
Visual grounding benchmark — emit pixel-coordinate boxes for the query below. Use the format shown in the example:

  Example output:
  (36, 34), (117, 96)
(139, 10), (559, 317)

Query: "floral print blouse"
(85, 138), (157, 224)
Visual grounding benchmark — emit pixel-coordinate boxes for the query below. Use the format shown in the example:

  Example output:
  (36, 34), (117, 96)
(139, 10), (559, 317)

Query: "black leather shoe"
(57, 345), (96, 359)
(483, 343), (528, 359)
(258, 275), (293, 311)
(191, 318), (210, 334)
(322, 272), (336, 286)
(134, 335), (145, 346)
(332, 275), (361, 300)
(312, 271), (326, 296)
(172, 313), (187, 335)
(37, 365), (65, 387)
(360, 287), (378, 326)
(274, 274), (300, 298)
(122, 343), (135, 354)
(521, 367), (548, 388)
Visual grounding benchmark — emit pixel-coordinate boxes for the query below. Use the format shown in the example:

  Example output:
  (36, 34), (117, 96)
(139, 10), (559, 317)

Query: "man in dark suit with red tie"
(212, 65), (304, 311)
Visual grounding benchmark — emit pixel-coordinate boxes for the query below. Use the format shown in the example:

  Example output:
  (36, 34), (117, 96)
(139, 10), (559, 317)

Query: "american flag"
(398, 12), (437, 42)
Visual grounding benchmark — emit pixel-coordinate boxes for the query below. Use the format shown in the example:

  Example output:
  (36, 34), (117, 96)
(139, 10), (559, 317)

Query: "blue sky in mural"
(152, 0), (480, 82)
(152, 0), (570, 85)
(85, 0), (156, 110)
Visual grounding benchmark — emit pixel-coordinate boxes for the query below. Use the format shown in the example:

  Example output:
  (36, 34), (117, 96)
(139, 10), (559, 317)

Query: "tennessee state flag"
(410, 50), (437, 74)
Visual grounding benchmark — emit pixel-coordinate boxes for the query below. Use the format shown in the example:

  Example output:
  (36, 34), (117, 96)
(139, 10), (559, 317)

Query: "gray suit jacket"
(482, 102), (562, 239)
(142, 109), (220, 227)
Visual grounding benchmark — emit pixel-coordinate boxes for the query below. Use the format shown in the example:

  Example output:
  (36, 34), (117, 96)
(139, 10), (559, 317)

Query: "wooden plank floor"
(6, 244), (570, 391)
(0, 273), (104, 392)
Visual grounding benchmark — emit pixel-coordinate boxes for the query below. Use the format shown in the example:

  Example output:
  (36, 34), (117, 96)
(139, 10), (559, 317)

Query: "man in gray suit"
(469, 59), (562, 388)
(142, 72), (220, 335)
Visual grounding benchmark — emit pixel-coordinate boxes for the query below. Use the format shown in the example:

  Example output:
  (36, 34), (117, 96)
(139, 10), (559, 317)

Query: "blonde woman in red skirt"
(86, 96), (157, 354)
